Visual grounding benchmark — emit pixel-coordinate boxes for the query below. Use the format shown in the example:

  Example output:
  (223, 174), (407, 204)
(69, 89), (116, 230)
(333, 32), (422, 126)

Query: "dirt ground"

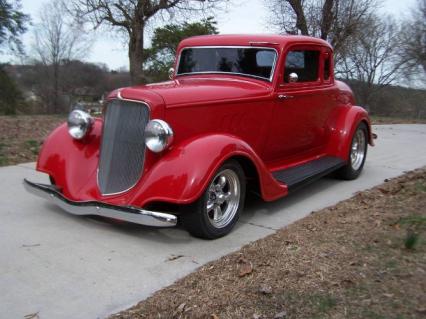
(0, 115), (66, 166)
(111, 168), (426, 319)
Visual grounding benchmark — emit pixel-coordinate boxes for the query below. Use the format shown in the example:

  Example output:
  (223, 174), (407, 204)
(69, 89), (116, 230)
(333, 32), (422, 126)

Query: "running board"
(272, 156), (345, 192)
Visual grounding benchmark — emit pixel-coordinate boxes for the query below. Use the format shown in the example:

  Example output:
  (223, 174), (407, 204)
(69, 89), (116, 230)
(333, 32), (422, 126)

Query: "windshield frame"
(175, 46), (279, 82)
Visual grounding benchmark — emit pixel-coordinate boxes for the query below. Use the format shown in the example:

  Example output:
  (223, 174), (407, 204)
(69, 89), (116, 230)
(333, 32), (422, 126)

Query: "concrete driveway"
(1, 124), (426, 319)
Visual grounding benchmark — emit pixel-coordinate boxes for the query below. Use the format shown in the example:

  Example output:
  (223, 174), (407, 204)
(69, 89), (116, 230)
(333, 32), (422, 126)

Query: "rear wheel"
(337, 122), (368, 180)
(181, 160), (246, 239)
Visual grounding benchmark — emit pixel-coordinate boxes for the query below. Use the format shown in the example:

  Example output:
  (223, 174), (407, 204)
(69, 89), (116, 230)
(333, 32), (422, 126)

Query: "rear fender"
(130, 134), (287, 207)
(326, 105), (374, 160)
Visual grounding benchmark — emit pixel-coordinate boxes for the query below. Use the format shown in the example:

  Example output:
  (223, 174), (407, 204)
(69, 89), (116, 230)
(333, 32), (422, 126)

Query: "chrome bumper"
(23, 179), (177, 227)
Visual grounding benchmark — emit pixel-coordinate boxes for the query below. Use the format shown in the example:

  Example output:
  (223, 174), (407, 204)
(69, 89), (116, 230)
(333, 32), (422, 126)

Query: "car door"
(263, 45), (336, 163)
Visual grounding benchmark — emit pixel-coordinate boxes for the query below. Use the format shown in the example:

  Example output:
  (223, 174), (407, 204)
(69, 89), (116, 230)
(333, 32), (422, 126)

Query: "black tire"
(181, 160), (246, 239)
(337, 122), (368, 180)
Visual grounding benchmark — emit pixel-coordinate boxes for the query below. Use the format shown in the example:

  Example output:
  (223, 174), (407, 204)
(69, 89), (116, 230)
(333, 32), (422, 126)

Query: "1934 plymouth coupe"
(24, 34), (374, 239)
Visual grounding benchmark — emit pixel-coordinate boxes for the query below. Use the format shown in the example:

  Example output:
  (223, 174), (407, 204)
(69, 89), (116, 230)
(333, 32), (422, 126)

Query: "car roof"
(177, 34), (332, 51)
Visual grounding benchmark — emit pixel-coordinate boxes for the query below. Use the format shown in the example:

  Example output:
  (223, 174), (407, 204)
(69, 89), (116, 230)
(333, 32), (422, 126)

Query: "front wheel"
(337, 122), (368, 180)
(181, 160), (246, 239)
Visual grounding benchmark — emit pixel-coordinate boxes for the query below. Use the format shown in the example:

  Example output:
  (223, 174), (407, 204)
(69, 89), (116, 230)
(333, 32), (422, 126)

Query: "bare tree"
(339, 16), (405, 107)
(33, 0), (90, 113)
(266, 0), (378, 60)
(400, 0), (426, 78)
(70, 0), (227, 84)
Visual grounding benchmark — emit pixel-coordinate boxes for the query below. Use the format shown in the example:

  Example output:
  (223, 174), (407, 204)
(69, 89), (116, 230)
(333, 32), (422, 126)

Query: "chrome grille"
(98, 99), (150, 195)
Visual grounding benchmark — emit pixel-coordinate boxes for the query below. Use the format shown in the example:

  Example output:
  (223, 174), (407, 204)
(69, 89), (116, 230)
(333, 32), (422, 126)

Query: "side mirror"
(289, 72), (298, 83)
(168, 68), (175, 80)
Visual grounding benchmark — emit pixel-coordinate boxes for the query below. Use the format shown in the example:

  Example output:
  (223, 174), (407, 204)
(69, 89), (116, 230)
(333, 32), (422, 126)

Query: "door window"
(284, 50), (320, 83)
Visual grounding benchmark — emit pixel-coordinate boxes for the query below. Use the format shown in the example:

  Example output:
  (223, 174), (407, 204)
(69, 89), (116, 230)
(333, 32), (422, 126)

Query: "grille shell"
(98, 99), (150, 195)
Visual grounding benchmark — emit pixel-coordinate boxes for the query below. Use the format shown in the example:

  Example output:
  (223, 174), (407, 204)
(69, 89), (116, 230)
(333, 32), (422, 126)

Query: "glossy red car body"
(34, 34), (373, 217)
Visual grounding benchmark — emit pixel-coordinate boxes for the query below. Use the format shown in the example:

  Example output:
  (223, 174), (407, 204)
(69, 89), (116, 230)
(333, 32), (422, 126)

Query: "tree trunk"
(53, 62), (59, 113)
(287, 0), (309, 35)
(320, 0), (334, 40)
(128, 23), (145, 85)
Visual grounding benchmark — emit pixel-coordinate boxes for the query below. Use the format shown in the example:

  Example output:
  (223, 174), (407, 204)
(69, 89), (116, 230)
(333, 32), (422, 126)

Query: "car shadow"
(43, 202), (193, 244)
(241, 175), (342, 222)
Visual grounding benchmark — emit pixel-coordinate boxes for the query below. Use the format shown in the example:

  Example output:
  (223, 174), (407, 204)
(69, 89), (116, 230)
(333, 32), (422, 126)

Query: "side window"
(284, 50), (320, 83)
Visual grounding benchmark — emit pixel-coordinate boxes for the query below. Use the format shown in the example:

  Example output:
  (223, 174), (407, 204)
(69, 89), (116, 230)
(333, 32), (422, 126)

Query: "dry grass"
(111, 168), (426, 319)
(0, 115), (66, 166)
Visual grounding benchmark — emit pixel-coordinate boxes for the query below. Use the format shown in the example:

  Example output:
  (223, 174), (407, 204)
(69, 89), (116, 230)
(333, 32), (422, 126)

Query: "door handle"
(278, 94), (294, 100)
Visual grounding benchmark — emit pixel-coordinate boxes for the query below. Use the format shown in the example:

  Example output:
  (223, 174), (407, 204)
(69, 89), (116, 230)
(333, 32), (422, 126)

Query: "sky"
(5, 0), (417, 70)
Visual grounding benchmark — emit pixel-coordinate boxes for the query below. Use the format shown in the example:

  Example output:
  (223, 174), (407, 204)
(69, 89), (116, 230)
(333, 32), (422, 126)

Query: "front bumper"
(23, 179), (177, 227)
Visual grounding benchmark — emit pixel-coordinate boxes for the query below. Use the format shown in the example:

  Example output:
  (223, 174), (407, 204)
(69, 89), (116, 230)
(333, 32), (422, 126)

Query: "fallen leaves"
(173, 302), (190, 317)
(305, 224), (317, 231)
(416, 307), (426, 314)
(377, 183), (403, 195)
(237, 255), (253, 277)
(167, 254), (185, 262)
(258, 284), (272, 295)
(273, 310), (287, 318)
(340, 278), (355, 287)
(176, 303), (186, 313)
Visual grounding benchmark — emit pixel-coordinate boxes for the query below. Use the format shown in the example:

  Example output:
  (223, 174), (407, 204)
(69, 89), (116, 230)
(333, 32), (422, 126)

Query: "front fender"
(36, 120), (102, 201)
(130, 134), (287, 207)
(326, 105), (373, 161)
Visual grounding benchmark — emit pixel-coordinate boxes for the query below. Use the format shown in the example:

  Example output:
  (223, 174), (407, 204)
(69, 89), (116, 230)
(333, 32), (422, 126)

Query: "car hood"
(121, 76), (273, 108)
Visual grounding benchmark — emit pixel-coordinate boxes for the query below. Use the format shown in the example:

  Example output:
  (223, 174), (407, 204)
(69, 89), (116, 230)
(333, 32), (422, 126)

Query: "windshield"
(176, 47), (277, 81)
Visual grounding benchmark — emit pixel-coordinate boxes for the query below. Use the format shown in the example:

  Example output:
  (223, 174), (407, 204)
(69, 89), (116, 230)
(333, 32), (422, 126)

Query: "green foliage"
(144, 17), (218, 82)
(399, 215), (426, 250)
(0, 0), (30, 54)
(24, 139), (39, 155)
(404, 232), (419, 250)
(0, 64), (25, 115)
(0, 142), (8, 166)
(361, 309), (387, 319)
(399, 215), (426, 226)
(308, 294), (337, 314)
(415, 181), (426, 192)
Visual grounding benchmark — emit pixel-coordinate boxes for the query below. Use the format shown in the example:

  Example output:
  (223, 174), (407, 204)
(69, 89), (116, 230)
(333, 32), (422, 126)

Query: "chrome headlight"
(145, 119), (174, 153)
(67, 110), (93, 140)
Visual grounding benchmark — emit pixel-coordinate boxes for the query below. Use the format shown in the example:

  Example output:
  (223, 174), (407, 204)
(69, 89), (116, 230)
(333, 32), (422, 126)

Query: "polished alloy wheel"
(182, 160), (245, 239)
(206, 169), (240, 228)
(350, 128), (366, 170)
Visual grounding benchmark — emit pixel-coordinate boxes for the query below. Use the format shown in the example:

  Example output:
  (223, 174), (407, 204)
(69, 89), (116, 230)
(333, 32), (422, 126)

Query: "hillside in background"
(2, 62), (131, 114)
(347, 80), (426, 119)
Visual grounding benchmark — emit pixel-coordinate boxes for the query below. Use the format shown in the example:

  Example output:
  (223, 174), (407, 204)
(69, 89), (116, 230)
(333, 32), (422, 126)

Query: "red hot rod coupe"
(24, 34), (374, 239)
